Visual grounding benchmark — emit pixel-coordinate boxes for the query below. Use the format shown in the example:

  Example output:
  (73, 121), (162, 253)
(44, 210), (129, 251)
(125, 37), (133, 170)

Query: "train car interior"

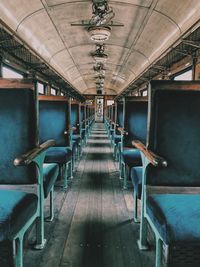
(0, 1), (200, 267)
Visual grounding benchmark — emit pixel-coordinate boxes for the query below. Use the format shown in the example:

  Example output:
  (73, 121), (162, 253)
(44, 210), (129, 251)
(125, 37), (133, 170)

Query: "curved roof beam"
(154, 9), (182, 33)
(16, 8), (45, 32)
(15, 2), (88, 91)
(46, 1), (150, 9)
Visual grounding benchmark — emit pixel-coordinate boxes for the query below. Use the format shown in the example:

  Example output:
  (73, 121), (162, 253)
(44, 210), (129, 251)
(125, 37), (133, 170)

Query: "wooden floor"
(24, 122), (155, 267)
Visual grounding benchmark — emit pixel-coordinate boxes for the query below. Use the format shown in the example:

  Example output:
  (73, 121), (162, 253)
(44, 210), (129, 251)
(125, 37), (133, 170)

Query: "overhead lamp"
(93, 52), (108, 63)
(88, 26), (111, 42)
(96, 69), (106, 76)
(90, 1), (115, 26)
(93, 62), (106, 72)
(96, 81), (104, 87)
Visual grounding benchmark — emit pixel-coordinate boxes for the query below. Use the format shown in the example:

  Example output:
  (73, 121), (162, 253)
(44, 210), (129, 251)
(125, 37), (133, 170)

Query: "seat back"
(115, 101), (124, 129)
(146, 81), (200, 187)
(107, 105), (111, 121)
(39, 95), (70, 147)
(71, 102), (80, 134)
(80, 104), (86, 126)
(111, 104), (115, 122)
(124, 97), (148, 147)
(0, 79), (37, 184)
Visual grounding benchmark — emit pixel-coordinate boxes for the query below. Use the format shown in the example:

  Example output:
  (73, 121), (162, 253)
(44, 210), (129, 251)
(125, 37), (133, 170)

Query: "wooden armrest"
(14, 140), (56, 166)
(132, 140), (167, 167)
(118, 127), (128, 135)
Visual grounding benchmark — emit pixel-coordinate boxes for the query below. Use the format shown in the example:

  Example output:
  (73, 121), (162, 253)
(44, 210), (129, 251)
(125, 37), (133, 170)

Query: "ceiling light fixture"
(88, 26), (111, 42)
(90, 1), (115, 26)
(92, 44), (108, 63)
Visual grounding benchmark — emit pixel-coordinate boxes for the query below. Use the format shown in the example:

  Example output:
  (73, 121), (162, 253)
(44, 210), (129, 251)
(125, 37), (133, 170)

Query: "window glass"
(142, 90), (147, 96)
(174, 69), (192, 80)
(107, 100), (114, 106)
(51, 88), (57, 95)
(38, 82), (45, 94)
(2, 66), (23, 78)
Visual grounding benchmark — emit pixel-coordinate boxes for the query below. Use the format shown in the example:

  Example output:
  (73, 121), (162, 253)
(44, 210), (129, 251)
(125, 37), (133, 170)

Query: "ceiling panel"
(0, 0), (200, 96)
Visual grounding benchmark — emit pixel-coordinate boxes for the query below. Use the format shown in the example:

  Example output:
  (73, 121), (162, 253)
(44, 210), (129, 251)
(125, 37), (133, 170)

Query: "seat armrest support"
(14, 140), (56, 166)
(118, 127), (128, 136)
(132, 140), (167, 167)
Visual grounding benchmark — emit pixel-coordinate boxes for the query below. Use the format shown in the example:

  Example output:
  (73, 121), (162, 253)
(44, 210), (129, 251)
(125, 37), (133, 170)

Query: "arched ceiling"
(0, 0), (200, 95)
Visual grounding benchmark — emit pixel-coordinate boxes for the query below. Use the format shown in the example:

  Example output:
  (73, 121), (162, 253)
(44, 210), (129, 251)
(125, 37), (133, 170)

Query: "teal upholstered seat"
(45, 147), (72, 164)
(122, 149), (142, 167)
(72, 134), (81, 143)
(114, 135), (121, 144)
(43, 163), (59, 198)
(39, 97), (73, 188)
(0, 81), (58, 267)
(147, 194), (200, 244)
(120, 98), (147, 188)
(0, 190), (38, 242)
(136, 81), (200, 267)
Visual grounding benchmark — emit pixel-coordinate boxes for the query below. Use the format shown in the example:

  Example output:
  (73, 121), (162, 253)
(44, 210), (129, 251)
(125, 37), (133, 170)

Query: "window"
(133, 91), (139, 96)
(141, 90), (147, 96)
(51, 88), (57, 95)
(174, 69), (192, 81)
(2, 66), (23, 78)
(38, 82), (45, 95)
(107, 100), (114, 106)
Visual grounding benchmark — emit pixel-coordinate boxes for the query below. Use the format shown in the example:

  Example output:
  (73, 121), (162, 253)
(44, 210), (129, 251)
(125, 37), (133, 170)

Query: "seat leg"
(15, 237), (23, 267)
(138, 216), (148, 250)
(45, 188), (54, 222)
(123, 164), (128, 189)
(72, 153), (75, 171)
(58, 164), (62, 180)
(155, 238), (162, 267)
(68, 160), (73, 180)
(133, 192), (140, 223)
(34, 185), (46, 249)
(113, 144), (116, 159)
(119, 159), (124, 180)
(78, 143), (81, 159)
(62, 163), (68, 189)
(116, 146), (120, 162)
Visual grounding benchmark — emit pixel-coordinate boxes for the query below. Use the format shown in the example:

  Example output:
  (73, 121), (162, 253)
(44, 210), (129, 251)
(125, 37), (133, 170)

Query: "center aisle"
(33, 123), (153, 267)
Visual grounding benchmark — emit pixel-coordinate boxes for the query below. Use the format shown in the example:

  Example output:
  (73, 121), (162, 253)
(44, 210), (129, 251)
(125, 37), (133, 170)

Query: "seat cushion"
(0, 190), (38, 241)
(44, 147), (72, 164)
(122, 149), (142, 167)
(72, 134), (81, 143)
(147, 194), (200, 244)
(130, 166), (143, 199)
(114, 135), (121, 144)
(43, 163), (59, 198)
